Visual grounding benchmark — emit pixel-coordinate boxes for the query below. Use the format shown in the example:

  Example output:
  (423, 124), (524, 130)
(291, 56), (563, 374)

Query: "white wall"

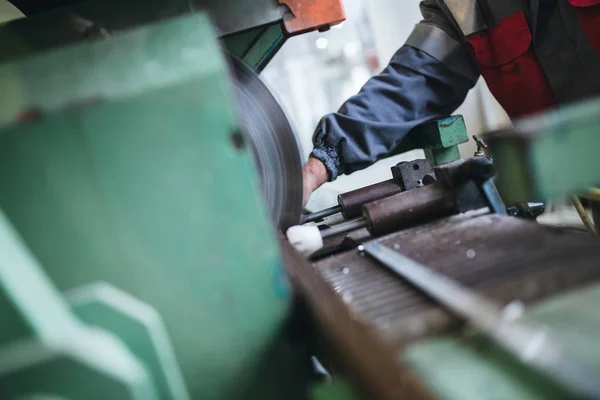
(365, 0), (422, 61)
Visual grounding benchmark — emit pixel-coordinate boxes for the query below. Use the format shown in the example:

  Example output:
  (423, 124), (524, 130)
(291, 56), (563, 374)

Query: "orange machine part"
(278, 0), (346, 35)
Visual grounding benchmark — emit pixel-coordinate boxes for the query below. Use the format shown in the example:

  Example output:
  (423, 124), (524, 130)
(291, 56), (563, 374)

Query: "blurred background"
(261, 0), (511, 209)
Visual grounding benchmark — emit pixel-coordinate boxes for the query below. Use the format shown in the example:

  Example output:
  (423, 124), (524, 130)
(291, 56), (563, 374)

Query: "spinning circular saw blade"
(230, 56), (303, 231)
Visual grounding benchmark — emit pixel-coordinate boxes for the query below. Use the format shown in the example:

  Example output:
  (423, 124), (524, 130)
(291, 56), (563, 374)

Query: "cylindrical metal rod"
(338, 179), (403, 219)
(304, 179), (404, 223)
(364, 242), (600, 400)
(321, 218), (367, 240)
(302, 205), (342, 223)
(363, 183), (456, 236)
(317, 183), (456, 240)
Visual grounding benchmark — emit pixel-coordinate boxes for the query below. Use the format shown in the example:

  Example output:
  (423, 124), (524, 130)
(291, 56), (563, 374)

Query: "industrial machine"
(0, 1), (345, 399)
(288, 100), (600, 399)
(1, 0), (600, 399)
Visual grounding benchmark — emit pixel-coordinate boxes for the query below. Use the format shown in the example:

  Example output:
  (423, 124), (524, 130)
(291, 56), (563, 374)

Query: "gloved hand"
(302, 157), (328, 207)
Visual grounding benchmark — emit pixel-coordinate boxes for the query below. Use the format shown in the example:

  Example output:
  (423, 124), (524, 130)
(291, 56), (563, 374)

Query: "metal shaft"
(321, 218), (367, 240)
(302, 205), (342, 223)
(303, 179), (404, 223)
(364, 242), (600, 399)
(338, 179), (403, 219)
(363, 182), (455, 236)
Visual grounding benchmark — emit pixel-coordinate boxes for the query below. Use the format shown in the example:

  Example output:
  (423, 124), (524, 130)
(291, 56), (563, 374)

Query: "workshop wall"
(262, 0), (511, 211)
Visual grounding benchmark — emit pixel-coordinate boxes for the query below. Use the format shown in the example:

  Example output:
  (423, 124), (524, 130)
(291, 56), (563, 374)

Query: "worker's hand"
(302, 157), (329, 207)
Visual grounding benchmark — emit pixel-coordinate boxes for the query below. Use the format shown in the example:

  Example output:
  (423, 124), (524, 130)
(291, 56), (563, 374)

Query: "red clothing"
(465, 0), (600, 118)
(311, 0), (600, 178)
(572, 1), (600, 56)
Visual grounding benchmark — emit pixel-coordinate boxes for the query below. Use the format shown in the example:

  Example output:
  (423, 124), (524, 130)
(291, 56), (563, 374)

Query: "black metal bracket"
(435, 158), (507, 215)
(390, 159), (436, 191)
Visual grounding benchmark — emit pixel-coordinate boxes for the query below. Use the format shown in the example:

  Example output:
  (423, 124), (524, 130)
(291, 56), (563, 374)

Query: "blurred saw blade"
(230, 56), (303, 231)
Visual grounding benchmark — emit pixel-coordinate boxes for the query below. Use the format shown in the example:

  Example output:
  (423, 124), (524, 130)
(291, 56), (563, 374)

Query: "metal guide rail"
(307, 212), (600, 398)
(363, 241), (600, 399)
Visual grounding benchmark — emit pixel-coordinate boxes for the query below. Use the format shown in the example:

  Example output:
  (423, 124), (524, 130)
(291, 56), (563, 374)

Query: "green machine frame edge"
(486, 98), (600, 203)
(0, 13), (308, 399)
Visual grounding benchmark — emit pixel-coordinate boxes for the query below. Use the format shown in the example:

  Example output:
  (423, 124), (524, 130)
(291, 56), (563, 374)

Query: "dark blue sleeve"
(311, 45), (477, 180)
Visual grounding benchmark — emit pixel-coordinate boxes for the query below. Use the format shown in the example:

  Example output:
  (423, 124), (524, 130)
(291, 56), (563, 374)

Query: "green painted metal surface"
(0, 210), (158, 399)
(0, 209), (78, 345)
(532, 101), (600, 200)
(312, 380), (359, 400)
(0, 13), (299, 398)
(414, 115), (469, 149)
(487, 140), (533, 204)
(222, 23), (286, 72)
(0, 0), (287, 63)
(0, 0), (193, 64)
(403, 284), (600, 399)
(424, 146), (462, 166)
(434, 115), (470, 148)
(396, 115), (468, 165)
(487, 99), (600, 203)
(0, 0), (287, 73)
(66, 283), (190, 400)
(1, 331), (160, 400)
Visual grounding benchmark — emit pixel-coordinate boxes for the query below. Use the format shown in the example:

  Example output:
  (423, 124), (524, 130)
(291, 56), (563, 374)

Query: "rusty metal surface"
(312, 213), (600, 349)
(278, 0), (346, 35)
(338, 179), (403, 220)
(363, 183), (456, 236)
(363, 242), (600, 399)
(311, 227), (372, 260)
(281, 238), (437, 400)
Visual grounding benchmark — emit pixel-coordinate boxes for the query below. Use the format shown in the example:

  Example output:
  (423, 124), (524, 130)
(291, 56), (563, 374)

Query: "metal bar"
(321, 218), (367, 240)
(302, 205), (342, 223)
(480, 179), (508, 215)
(363, 182), (455, 236)
(338, 179), (404, 219)
(363, 242), (600, 399)
(573, 197), (597, 235)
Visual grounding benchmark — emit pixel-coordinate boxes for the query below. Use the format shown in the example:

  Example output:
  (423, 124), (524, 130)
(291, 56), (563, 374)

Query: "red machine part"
(278, 0), (346, 35)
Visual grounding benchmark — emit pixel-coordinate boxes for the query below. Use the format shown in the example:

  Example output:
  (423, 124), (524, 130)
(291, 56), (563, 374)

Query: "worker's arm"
(304, 0), (479, 198)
